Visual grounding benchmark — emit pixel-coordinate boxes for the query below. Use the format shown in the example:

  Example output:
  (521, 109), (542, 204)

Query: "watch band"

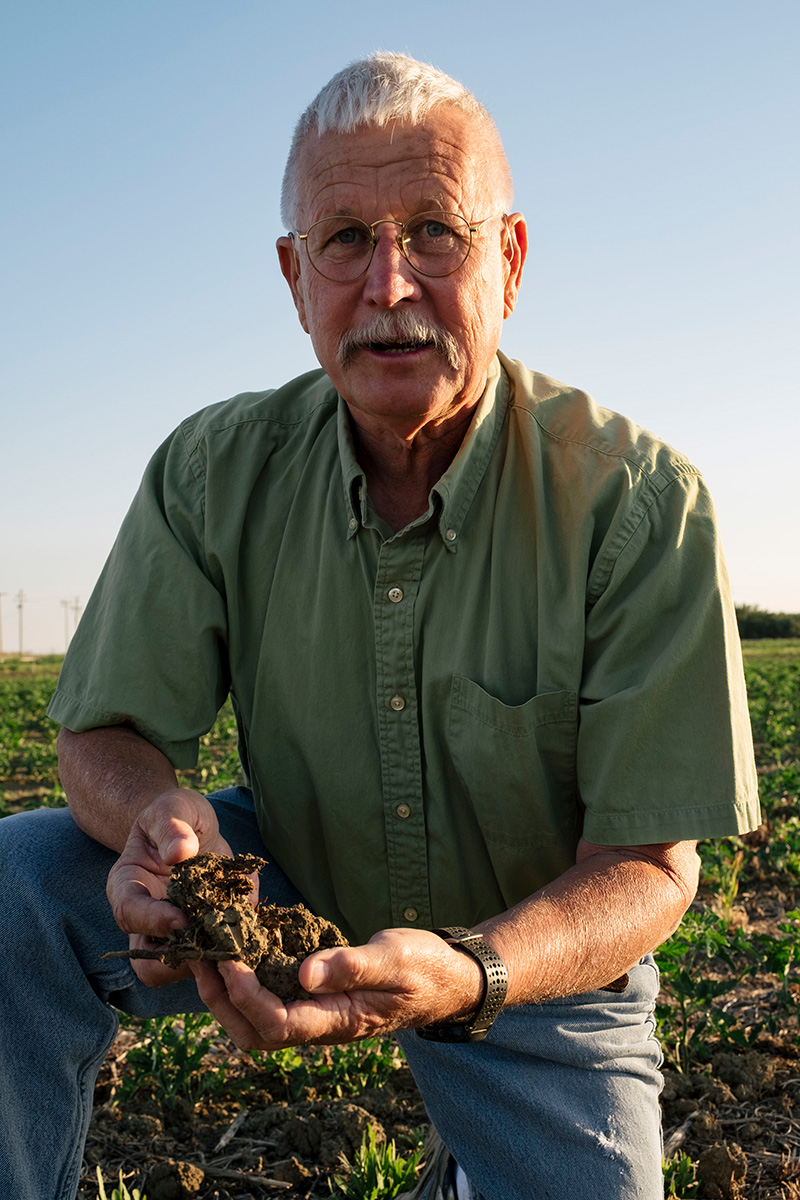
(417, 926), (508, 1043)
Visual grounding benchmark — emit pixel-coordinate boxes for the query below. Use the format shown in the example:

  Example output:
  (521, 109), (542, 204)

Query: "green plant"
(313, 1037), (405, 1097)
(96, 1166), (145, 1200)
(116, 1012), (226, 1108)
(251, 1046), (309, 1098)
(329, 1126), (424, 1199)
(753, 910), (800, 1003)
(655, 911), (757, 1070)
(700, 840), (746, 921)
(662, 1151), (700, 1197)
(252, 1037), (405, 1101)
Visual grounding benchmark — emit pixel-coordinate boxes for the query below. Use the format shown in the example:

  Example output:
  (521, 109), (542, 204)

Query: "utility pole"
(16, 589), (24, 655)
(71, 596), (82, 632)
(61, 599), (71, 651)
(0, 593), (5, 655)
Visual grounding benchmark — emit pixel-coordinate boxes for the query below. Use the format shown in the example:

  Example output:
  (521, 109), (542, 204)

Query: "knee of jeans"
(0, 808), (115, 910)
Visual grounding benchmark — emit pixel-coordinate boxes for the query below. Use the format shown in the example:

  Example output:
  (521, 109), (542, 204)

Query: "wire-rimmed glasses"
(292, 211), (504, 281)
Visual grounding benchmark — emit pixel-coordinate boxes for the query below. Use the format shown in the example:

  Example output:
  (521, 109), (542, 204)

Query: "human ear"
(500, 213), (528, 318)
(277, 236), (309, 333)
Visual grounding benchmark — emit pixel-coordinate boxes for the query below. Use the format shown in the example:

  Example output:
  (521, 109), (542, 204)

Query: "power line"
(0, 592), (84, 655)
(16, 589), (25, 655)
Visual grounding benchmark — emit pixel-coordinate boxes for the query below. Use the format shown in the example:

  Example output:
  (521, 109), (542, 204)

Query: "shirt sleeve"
(47, 422), (229, 769)
(577, 468), (760, 844)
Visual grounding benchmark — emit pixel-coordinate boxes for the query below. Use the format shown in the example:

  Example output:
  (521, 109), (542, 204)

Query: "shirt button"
(348, 517), (358, 530)
(403, 907), (419, 922)
(390, 695), (406, 711)
(388, 587), (403, 603)
(445, 528), (457, 542)
(396, 803), (411, 819)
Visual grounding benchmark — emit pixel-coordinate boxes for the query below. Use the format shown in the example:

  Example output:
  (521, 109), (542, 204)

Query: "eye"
(408, 215), (457, 241)
(332, 225), (365, 246)
(307, 218), (372, 263)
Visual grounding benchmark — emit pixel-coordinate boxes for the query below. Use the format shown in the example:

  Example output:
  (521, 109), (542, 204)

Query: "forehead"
(294, 108), (497, 225)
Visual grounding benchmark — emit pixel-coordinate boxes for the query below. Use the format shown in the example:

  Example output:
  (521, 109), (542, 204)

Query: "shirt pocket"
(448, 676), (580, 854)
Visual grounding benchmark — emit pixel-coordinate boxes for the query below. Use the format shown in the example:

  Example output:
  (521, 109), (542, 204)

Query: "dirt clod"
(696, 1141), (747, 1200)
(106, 853), (348, 1002)
(246, 1099), (385, 1166)
(146, 1159), (205, 1200)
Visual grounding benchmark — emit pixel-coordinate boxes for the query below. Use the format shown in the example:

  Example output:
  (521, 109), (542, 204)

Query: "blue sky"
(2, 0), (798, 653)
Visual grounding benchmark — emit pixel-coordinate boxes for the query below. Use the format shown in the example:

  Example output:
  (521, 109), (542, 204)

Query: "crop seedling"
(252, 1037), (405, 1101)
(96, 1166), (145, 1200)
(662, 1152), (700, 1197)
(330, 1126), (425, 1199)
(655, 911), (759, 1070)
(312, 1037), (405, 1096)
(116, 1012), (226, 1108)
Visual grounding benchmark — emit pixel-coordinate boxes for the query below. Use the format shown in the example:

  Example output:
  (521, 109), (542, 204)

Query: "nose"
(360, 225), (421, 307)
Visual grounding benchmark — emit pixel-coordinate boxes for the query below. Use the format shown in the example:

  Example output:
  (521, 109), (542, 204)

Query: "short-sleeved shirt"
(49, 353), (760, 944)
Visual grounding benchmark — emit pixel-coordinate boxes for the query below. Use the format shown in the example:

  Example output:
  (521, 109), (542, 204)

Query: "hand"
(106, 788), (250, 987)
(188, 927), (485, 1051)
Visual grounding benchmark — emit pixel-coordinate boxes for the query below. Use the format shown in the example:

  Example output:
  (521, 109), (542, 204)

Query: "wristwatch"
(417, 926), (508, 1043)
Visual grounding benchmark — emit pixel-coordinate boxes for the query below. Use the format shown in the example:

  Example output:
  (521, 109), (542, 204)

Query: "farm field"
(0, 644), (799, 1199)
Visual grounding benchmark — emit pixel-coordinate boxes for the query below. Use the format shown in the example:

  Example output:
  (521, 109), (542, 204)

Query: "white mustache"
(336, 310), (461, 372)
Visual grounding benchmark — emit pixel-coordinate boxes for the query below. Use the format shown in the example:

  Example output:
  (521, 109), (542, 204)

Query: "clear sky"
(2, 0), (798, 654)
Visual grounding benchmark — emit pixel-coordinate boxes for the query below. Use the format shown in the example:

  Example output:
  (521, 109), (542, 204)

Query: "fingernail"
(305, 960), (330, 991)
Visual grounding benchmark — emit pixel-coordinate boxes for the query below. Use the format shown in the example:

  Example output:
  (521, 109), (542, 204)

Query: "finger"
(136, 790), (223, 866)
(108, 864), (188, 939)
(299, 945), (396, 995)
(218, 960), (384, 1047)
(299, 931), (484, 1028)
(191, 960), (288, 1050)
(145, 812), (201, 867)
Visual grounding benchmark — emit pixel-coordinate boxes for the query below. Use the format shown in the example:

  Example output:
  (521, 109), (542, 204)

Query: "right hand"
(106, 789), (241, 987)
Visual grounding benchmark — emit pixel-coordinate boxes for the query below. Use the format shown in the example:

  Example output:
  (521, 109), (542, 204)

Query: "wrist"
(418, 927), (509, 1043)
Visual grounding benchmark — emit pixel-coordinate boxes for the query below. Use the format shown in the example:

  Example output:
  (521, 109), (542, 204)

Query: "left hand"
(188, 927), (485, 1051)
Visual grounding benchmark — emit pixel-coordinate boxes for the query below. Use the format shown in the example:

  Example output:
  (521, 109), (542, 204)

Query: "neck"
(350, 404), (476, 531)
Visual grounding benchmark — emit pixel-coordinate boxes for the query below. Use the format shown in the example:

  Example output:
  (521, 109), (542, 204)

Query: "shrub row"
(736, 605), (800, 639)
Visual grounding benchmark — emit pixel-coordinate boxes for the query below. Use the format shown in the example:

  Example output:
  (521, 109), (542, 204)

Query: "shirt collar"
(338, 354), (509, 547)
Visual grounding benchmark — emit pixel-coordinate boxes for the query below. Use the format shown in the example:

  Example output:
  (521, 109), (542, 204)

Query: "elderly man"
(0, 53), (758, 1200)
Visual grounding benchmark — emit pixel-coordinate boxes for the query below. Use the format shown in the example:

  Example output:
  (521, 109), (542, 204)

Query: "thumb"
(137, 791), (210, 865)
(300, 946), (381, 995)
(161, 822), (201, 865)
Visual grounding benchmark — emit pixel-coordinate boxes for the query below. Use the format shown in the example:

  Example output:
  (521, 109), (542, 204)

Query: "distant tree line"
(735, 605), (800, 639)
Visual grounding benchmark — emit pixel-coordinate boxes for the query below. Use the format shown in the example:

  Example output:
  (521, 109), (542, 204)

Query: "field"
(1, 644), (799, 1200)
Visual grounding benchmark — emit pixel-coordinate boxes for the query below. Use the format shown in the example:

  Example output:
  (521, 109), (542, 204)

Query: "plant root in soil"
(103, 852), (348, 1002)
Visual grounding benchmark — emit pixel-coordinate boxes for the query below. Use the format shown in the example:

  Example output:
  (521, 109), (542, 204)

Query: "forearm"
(477, 840), (699, 1006)
(57, 725), (184, 852)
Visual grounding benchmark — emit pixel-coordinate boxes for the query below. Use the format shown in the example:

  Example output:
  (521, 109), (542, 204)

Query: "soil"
(75, 851), (800, 1200)
(106, 853), (348, 1003)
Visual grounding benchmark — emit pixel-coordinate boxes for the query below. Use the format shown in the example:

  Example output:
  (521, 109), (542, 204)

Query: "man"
(0, 53), (758, 1200)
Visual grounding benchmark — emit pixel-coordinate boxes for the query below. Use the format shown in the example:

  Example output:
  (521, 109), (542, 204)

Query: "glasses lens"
(305, 217), (373, 280)
(403, 212), (472, 276)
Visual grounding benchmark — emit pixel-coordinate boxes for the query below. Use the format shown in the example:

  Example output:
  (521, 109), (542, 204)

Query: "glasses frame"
(291, 211), (506, 281)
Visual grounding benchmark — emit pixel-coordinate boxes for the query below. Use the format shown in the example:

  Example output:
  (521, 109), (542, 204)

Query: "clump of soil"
(106, 852), (348, 1002)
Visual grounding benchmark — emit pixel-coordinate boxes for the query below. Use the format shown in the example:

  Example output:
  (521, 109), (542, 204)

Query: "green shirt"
(49, 353), (760, 944)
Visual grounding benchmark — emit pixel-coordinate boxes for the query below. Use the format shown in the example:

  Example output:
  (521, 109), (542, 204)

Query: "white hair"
(280, 51), (513, 229)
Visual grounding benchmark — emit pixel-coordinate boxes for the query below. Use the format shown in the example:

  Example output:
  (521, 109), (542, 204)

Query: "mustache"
(336, 311), (461, 372)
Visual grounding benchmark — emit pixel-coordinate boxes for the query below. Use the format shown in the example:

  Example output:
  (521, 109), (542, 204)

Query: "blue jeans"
(0, 791), (664, 1200)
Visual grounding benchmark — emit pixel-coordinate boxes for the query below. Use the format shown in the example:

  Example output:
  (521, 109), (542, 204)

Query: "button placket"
(372, 534), (431, 928)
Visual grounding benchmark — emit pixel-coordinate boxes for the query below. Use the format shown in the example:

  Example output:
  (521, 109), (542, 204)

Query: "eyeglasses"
(292, 211), (504, 282)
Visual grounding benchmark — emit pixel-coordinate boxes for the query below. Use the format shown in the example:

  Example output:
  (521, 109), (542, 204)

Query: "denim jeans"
(0, 790), (664, 1200)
